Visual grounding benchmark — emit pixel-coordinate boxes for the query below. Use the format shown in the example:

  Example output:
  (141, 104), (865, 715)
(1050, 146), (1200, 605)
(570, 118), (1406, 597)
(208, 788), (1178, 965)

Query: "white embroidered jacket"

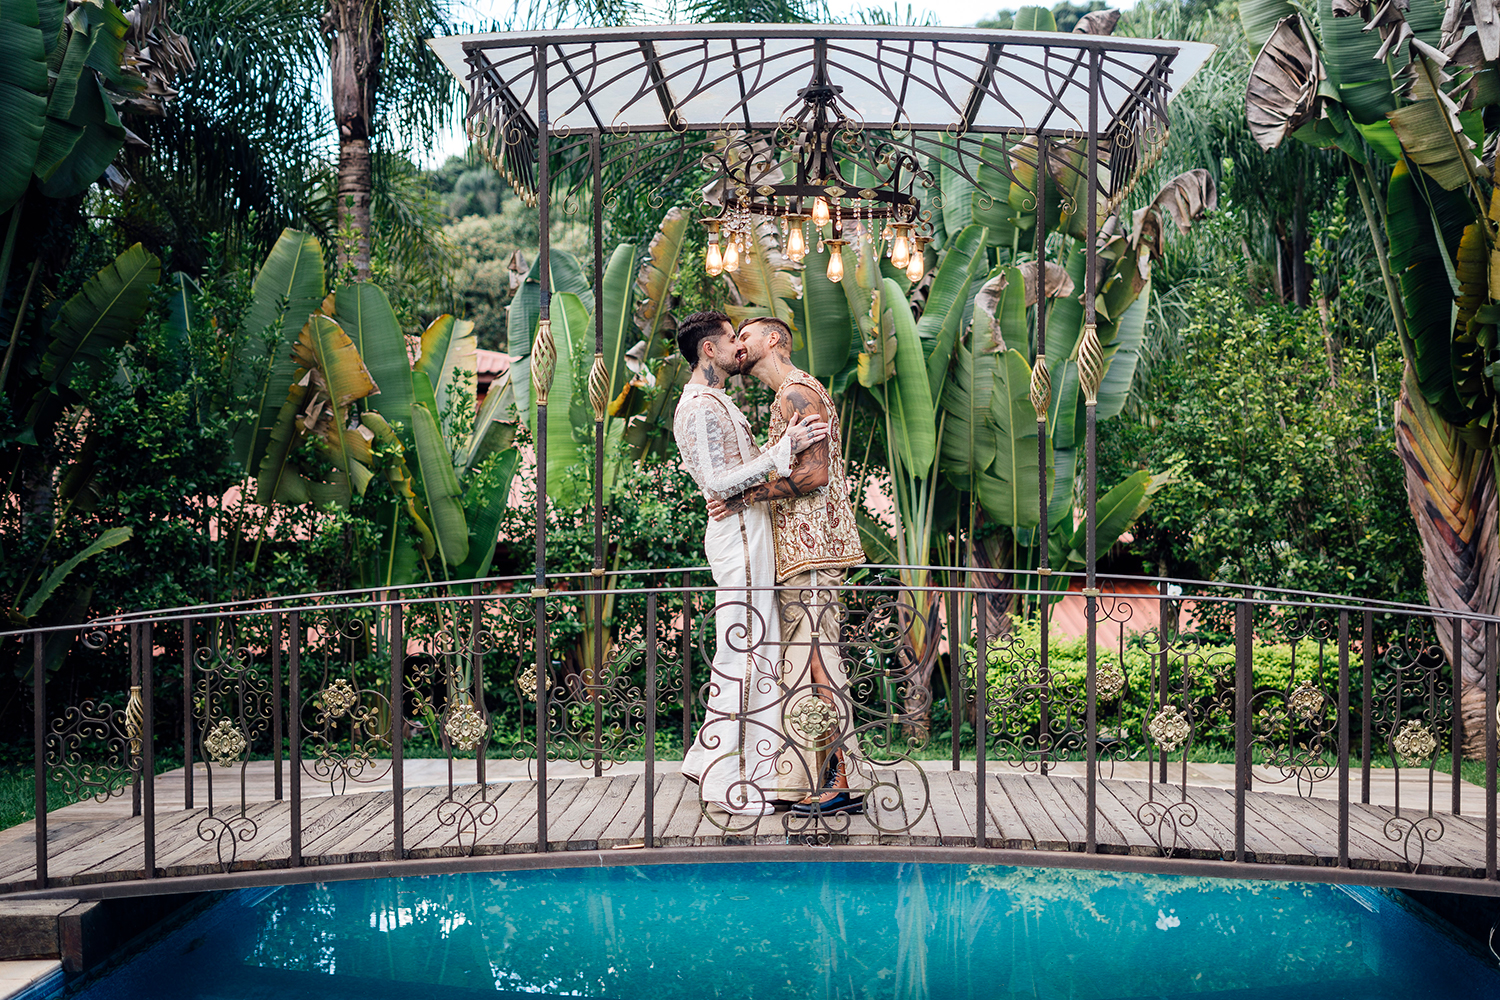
(672, 383), (792, 500)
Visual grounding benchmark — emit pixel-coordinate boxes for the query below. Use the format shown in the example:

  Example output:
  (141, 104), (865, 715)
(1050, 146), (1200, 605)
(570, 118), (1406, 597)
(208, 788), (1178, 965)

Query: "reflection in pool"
(77, 862), (1500, 999)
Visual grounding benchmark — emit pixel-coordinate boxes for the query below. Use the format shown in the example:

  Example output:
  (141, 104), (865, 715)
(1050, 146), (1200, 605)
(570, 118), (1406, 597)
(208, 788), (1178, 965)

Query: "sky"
(422, 0), (1137, 165)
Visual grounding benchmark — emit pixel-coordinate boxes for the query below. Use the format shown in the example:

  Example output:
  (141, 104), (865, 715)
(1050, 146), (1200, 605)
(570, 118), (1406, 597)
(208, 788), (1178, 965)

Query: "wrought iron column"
(141, 622), (155, 878)
(1031, 134), (1051, 778)
(590, 131), (607, 778)
(1080, 48), (1103, 855)
(33, 632), (45, 890)
(533, 40), (553, 852)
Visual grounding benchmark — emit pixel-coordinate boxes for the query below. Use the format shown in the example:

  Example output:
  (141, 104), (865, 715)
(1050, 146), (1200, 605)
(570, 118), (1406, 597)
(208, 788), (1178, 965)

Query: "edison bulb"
(706, 241), (724, 276)
(826, 250), (845, 283)
(890, 231), (910, 269)
(906, 250), (925, 282)
(786, 224), (806, 260)
(724, 241), (740, 273)
(812, 197), (830, 227)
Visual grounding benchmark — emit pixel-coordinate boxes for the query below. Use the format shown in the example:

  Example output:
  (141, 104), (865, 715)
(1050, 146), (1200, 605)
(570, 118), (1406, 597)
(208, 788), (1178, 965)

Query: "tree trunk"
(1394, 378), (1499, 758)
(325, 0), (382, 282)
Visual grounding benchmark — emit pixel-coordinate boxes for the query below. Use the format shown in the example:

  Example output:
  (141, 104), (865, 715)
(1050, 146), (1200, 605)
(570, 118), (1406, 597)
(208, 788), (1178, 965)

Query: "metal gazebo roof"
(428, 24), (1214, 139)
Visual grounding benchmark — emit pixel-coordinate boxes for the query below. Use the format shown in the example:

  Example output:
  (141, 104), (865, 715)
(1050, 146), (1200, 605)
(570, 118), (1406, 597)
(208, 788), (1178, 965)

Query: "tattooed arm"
(709, 386), (831, 519)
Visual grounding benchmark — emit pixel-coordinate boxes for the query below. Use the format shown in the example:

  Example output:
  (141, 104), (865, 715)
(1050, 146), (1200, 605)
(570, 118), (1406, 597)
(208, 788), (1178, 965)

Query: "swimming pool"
(73, 862), (1500, 999)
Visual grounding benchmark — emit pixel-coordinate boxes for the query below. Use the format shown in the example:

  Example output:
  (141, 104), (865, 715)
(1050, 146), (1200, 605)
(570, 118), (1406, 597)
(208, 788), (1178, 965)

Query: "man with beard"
(672, 311), (828, 815)
(707, 316), (868, 816)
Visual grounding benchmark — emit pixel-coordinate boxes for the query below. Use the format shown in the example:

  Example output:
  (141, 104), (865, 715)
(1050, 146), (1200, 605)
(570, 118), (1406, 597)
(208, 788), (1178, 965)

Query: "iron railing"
(7, 567), (1500, 896)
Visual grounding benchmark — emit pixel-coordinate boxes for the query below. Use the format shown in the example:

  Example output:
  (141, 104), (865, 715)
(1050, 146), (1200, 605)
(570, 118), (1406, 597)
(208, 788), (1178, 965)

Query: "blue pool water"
(75, 863), (1500, 999)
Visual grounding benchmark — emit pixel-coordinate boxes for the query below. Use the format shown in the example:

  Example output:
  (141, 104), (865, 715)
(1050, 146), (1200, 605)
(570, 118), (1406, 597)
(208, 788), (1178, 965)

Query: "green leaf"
(881, 276), (936, 473)
(1388, 94), (1484, 193)
(531, 292), (591, 506)
(1318, 0), (1394, 124)
(856, 507), (898, 565)
(938, 340), (998, 491)
(34, 71), (122, 198)
(335, 282), (416, 424)
(1045, 240), (1088, 450)
(1012, 5), (1057, 32)
(601, 241), (636, 406)
(164, 272), (199, 354)
(1355, 120), (1403, 163)
(919, 224), (989, 401)
(0, 0), (48, 213)
(634, 208), (688, 358)
(453, 447), (520, 581)
(20, 525), (130, 619)
(939, 162), (975, 239)
(413, 313), (477, 435)
(1095, 280), (1150, 421)
(235, 229), (326, 475)
(977, 349), (1041, 529)
(36, 242), (158, 390)
(457, 368), (518, 476)
(411, 401), (469, 568)
(802, 244), (854, 377)
(1239, 0), (1295, 55)
(507, 249), (590, 416)
(1387, 159), (1473, 420)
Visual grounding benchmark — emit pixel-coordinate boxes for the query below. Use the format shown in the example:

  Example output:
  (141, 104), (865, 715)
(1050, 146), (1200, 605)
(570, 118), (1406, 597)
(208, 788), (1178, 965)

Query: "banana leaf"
(507, 249), (591, 416)
(413, 313), (477, 432)
(938, 340), (998, 491)
(1387, 159), (1474, 421)
(600, 242), (637, 405)
(452, 446), (521, 582)
(978, 348), (1041, 529)
(918, 224), (989, 401)
(37, 242), (158, 389)
(856, 507), (899, 565)
(1095, 279), (1150, 421)
(939, 162), (975, 241)
(634, 208), (688, 361)
(1316, 0), (1394, 124)
(1453, 223), (1488, 409)
(411, 401), (469, 568)
(723, 219), (800, 335)
(881, 276), (936, 474)
(362, 411), (436, 567)
(235, 229), (325, 475)
(1045, 240), (1088, 450)
(164, 272), (199, 353)
(0, 0), (48, 214)
(802, 244), (854, 377)
(335, 283), (414, 424)
(293, 314), (377, 485)
(1012, 5), (1056, 29)
(1047, 469), (1155, 595)
(19, 525), (131, 620)
(457, 368), (518, 476)
(529, 291), (591, 506)
(1239, 0), (1295, 55)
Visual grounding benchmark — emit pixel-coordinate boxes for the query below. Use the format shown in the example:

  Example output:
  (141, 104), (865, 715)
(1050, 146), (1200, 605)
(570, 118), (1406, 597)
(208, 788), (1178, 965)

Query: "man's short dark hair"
(677, 311), (732, 367)
(740, 316), (793, 354)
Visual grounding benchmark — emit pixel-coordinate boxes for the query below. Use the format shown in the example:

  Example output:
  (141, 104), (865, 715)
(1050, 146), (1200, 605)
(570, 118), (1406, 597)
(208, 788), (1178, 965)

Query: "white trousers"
(680, 507), (781, 808)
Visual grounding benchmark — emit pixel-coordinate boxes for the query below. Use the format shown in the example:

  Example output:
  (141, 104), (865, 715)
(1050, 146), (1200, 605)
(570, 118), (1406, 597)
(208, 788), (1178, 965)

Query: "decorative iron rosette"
(1148, 705), (1190, 753)
(1392, 720), (1437, 767)
(1286, 680), (1323, 722)
(787, 695), (838, 742)
(1096, 659), (1125, 701)
(516, 664), (539, 700)
(445, 701), (487, 753)
(322, 678), (358, 719)
(205, 719), (247, 767)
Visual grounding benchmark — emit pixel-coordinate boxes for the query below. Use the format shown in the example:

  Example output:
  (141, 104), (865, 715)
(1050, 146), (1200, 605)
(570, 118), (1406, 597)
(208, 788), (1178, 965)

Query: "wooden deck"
(1, 769), (1493, 893)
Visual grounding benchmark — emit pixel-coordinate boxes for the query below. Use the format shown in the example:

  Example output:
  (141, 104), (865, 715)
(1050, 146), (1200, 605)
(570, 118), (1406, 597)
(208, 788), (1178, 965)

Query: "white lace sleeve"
(674, 393), (793, 500)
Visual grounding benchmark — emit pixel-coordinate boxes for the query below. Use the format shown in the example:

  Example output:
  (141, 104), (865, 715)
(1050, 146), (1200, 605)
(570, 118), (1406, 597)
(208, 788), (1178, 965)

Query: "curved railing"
(6, 567), (1499, 898)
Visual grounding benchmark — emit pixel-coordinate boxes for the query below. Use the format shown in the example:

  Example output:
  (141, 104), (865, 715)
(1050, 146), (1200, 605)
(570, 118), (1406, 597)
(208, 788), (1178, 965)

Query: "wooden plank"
(299, 792), (389, 856)
(548, 777), (621, 849)
(55, 804), (205, 881)
(1016, 776), (1084, 850)
(926, 771), (975, 847)
(1291, 795), (1419, 873)
(1244, 791), (1341, 865)
(565, 775), (639, 850)
(0, 818), (123, 883)
(1100, 780), (1224, 860)
(979, 773), (1036, 850)
(1336, 799), (1478, 875)
(598, 774), (658, 846)
(1045, 776), (1128, 854)
(1171, 783), (1288, 864)
(473, 781), (552, 853)
(365, 786), (448, 857)
(890, 768), (942, 846)
(660, 777), (708, 847)
(156, 800), (292, 877)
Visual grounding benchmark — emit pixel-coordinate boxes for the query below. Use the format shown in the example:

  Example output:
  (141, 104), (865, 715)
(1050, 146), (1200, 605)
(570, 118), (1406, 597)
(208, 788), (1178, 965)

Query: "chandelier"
(702, 77), (932, 286)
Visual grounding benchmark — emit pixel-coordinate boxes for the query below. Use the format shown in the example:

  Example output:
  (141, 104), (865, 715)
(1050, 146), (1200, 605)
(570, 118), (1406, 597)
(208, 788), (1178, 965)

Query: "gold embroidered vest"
(767, 370), (866, 582)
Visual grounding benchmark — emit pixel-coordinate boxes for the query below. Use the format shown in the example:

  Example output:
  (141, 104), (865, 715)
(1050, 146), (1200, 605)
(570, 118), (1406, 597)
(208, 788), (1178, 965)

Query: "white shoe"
(709, 798), (774, 817)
